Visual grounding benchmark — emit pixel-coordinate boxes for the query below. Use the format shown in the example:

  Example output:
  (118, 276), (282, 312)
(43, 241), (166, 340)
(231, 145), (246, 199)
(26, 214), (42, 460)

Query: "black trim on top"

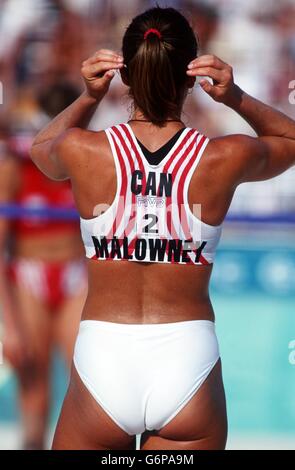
(136, 128), (186, 165)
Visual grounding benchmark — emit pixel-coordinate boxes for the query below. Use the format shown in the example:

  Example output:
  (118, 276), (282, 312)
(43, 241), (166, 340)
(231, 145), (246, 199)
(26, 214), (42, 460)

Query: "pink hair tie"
(144, 28), (162, 40)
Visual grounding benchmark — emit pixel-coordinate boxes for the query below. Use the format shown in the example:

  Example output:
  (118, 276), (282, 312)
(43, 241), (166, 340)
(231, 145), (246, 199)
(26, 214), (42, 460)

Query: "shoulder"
(207, 134), (261, 159)
(55, 127), (109, 157)
(204, 134), (267, 185)
(54, 127), (111, 173)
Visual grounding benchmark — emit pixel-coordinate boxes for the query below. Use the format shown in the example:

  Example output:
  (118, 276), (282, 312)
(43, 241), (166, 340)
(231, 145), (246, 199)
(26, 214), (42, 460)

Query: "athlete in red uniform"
(8, 134), (84, 312)
(31, 7), (295, 450)
(0, 84), (87, 449)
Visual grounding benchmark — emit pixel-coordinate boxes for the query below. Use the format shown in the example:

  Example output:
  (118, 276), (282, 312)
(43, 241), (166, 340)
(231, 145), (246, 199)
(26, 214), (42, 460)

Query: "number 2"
(143, 213), (158, 234)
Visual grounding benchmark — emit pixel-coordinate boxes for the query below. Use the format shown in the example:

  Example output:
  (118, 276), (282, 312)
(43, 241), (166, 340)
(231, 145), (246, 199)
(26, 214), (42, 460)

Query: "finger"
(87, 68), (116, 87)
(189, 55), (227, 69)
(82, 62), (124, 79)
(93, 52), (123, 62)
(96, 69), (116, 88)
(187, 66), (223, 82)
(83, 54), (123, 67)
(199, 78), (215, 95)
(95, 53), (123, 62)
(103, 69), (116, 80)
(96, 49), (121, 57)
(188, 55), (227, 70)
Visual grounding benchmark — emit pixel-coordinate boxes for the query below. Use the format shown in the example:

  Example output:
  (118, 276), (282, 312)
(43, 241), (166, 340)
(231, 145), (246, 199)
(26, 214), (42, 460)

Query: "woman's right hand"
(81, 49), (124, 101)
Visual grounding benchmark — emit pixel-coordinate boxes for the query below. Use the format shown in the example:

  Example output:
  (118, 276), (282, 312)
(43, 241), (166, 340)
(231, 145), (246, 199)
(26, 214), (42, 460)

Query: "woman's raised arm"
(187, 54), (295, 183)
(31, 50), (124, 180)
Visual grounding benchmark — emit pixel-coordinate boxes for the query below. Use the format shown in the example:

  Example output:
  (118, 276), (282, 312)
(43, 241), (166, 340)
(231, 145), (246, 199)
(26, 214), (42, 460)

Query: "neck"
(130, 110), (182, 124)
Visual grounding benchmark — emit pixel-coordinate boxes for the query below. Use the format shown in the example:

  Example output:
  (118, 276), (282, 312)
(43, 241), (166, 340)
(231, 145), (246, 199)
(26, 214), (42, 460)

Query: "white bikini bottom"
(73, 319), (220, 436)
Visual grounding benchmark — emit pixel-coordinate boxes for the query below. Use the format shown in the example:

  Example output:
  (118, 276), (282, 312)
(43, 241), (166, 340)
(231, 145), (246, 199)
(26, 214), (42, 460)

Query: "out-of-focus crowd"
(0, 0), (295, 216)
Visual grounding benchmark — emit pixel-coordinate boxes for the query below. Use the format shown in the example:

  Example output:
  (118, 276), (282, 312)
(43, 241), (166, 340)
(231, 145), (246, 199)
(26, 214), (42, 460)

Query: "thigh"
(13, 281), (52, 366)
(141, 359), (227, 450)
(52, 364), (136, 450)
(9, 281), (52, 390)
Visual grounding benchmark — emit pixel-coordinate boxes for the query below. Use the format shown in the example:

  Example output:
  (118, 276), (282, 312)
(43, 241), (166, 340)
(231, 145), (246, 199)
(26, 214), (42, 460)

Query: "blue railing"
(0, 203), (294, 224)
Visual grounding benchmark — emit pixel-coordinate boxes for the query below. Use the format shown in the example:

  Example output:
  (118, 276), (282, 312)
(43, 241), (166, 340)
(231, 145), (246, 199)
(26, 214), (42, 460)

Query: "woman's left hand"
(187, 54), (239, 106)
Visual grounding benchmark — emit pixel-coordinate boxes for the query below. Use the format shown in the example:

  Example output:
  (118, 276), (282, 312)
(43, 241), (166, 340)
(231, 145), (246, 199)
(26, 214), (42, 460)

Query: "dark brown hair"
(122, 6), (198, 126)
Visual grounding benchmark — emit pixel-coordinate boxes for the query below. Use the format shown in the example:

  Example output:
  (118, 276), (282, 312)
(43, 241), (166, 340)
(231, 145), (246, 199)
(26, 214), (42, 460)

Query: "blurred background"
(0, 0), (294, 450)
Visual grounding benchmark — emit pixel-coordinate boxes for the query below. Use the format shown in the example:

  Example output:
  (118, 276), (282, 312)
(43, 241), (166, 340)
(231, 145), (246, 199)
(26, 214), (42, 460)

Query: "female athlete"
(0, 83), (87, 449)
(31, 7), (295, 450)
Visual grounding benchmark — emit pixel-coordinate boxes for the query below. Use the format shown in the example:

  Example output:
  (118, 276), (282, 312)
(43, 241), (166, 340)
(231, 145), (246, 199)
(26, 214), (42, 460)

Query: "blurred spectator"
(0, 80), (87, 450)
(0, 0), (294, 217)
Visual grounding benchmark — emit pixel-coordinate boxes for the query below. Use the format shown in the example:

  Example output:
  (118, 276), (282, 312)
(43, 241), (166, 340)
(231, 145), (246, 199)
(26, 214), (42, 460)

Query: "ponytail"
(122, 6), (198, 126)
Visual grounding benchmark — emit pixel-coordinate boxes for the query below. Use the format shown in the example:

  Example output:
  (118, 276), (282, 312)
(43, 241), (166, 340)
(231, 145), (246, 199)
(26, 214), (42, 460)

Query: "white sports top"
(80, 123), (222, 265)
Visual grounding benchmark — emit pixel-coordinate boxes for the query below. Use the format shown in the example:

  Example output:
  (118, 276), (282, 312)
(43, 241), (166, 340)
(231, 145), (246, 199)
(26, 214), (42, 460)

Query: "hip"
(8, 256), (87, 312)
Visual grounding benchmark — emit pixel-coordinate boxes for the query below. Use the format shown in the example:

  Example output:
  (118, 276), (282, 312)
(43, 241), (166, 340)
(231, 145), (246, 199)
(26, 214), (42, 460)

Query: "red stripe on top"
(120, 124), (147, 190)
(105, 131), (128, 242)
(117, 124), (147, 244)
(164, 130), (197, 240)
(92, 126), (209, 265)
(199, 254), (210, 265)
(119, 124), (149, 253)
(158, 129), (195, 247)
(177, 134), (206, 237)
(111, 126), (137, 240)
(123, 126), (196, 262)
(155, 129), (195, 262)
(161, 131), (202, 265)
(154, 129), (197, 263)
(177, 134), (209, 265)
(93, 127), (130, 260)
(170, 133), (201, 265)
(159, 129), (197, 262)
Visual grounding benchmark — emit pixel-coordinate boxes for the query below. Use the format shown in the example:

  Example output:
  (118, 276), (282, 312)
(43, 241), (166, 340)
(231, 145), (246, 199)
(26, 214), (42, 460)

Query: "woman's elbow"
(30, 143), (69, 181)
